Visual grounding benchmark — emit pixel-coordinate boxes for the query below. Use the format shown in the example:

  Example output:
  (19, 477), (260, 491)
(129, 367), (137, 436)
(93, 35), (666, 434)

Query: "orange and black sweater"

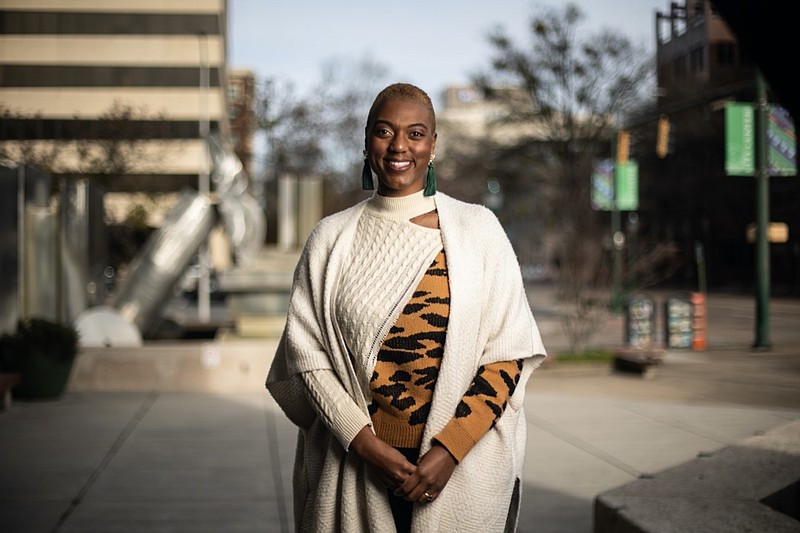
(369, 250), (522, 463)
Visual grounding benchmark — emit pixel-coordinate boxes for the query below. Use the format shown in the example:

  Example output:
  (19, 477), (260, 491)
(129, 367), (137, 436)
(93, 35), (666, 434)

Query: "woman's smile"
(386, 159), (413, 172)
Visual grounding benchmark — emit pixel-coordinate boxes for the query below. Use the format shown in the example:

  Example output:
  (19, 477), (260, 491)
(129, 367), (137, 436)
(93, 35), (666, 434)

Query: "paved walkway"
(1, 288), (799, 533)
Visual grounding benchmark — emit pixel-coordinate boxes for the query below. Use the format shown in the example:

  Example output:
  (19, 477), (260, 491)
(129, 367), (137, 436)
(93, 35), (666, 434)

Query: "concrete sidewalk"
(1, 288), (799, 532)
(1, 375), (798, 533)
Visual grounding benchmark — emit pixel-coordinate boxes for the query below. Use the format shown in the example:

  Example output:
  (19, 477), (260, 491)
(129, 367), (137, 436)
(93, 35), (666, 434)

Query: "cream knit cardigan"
(266, 192), (547, 533)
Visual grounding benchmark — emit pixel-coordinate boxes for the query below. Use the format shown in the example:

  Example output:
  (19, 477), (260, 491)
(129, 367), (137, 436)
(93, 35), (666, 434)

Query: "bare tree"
(71, 101), (170, 190)
(0, 105), (63, 173)
(473, 3), (661, 354)
(2, 101), (170, 190)
(255, 56), (391, 216)
(314, 57), (389, 195)
(256, 78), (326, 183)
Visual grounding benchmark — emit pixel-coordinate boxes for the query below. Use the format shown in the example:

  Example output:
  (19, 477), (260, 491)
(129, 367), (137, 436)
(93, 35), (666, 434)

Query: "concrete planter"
(0, 318), (79, 400)
(14, 348), (75, 399)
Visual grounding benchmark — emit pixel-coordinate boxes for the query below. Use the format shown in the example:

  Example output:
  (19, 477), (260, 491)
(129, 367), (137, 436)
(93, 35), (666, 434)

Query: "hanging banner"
(768, 105), (797, 176)
(591, 158), (614, 211)
(614, 160), (639, 211)
(592, 159), (639, 211)
(725, 102), (755, 176)
(726, 102), (796, 177)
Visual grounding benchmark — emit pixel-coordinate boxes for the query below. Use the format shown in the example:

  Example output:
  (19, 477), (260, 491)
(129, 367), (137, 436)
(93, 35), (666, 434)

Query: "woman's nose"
(388, 136), (406, 152)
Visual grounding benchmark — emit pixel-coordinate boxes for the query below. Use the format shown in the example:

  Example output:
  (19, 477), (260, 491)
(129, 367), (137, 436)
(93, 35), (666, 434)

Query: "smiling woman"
(364, 84), (437, 199)
(266, 82), (548, 532)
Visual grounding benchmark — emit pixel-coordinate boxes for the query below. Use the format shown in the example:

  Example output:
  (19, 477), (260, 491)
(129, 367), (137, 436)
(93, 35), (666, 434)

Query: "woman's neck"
(366, 189), (436, 221)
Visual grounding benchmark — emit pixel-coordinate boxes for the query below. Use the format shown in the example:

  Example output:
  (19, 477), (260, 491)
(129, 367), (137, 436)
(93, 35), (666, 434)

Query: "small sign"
(746, 222), (790, 243)
(625, 293), (655, 349)
(665, 295), (693, 348)
(664, 292), (707, 350)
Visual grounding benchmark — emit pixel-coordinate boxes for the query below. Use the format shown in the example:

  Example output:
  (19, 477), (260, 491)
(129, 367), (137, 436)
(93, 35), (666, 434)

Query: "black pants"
(387, 447), (419, 533)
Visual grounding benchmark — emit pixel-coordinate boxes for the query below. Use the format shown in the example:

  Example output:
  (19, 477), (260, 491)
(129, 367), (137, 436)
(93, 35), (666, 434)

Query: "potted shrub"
(0, 317), (80, 400)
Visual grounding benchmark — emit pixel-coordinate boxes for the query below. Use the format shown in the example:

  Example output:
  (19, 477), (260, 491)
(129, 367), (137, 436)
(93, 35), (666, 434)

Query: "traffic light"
(656, 115), (670, 158)
(617, 129), (630, 164)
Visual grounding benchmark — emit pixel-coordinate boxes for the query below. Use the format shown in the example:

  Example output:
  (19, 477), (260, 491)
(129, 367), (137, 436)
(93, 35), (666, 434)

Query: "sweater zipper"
(365, 275), (416, 374)
(365, 247), (440, 375)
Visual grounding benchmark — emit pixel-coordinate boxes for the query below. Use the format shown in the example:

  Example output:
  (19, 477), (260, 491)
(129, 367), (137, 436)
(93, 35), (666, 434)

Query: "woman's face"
(365, 98), (437, 197)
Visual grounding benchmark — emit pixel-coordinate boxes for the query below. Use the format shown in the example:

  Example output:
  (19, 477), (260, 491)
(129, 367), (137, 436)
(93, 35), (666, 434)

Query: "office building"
(0, 0), (230, 193)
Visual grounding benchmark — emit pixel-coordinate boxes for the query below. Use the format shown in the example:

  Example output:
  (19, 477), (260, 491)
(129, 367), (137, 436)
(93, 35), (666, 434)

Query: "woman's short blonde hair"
(366, 83), (436, 132)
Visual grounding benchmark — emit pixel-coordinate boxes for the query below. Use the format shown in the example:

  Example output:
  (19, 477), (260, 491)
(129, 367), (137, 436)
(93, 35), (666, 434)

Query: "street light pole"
(611, 197), (623, 312)
(197, 31), (211, 323)
(753, 69), (770, 349)
(611, 131), (624, 313)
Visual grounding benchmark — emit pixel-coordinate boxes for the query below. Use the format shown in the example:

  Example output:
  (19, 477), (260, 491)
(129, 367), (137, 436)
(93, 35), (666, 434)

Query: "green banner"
(615, 161), (639, 211)
(725, 102), (755, 176)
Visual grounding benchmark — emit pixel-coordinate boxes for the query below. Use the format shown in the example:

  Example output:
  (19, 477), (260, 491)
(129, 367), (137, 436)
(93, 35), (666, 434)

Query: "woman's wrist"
(349, 425), (376, 456)
(431, 440), (458, 465)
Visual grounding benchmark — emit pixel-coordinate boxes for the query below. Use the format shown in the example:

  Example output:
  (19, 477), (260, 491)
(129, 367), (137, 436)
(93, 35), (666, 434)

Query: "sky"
(228, 0), (669, 107)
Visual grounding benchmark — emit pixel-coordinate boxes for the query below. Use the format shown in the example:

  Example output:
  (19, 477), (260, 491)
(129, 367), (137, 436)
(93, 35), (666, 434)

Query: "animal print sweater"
(369, 249), (522, 462)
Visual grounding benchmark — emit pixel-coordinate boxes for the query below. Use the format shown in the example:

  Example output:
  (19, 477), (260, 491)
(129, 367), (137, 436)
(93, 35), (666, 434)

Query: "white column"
(277, 175), (297, 251)
(297, 177), (322, 247)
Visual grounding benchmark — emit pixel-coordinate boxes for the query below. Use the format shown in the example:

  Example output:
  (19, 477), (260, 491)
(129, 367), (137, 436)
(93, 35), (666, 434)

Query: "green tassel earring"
(362, 158), (374, 190)
(424, 161), (437, 197)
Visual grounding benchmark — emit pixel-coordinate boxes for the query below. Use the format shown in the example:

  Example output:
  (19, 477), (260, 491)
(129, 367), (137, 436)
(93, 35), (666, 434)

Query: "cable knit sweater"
(266, 191), (547, 533)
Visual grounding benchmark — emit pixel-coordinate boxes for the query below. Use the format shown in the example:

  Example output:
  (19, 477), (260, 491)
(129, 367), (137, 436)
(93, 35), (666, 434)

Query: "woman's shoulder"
(437, 193), (517, 267)
(436, 193), (504, 232)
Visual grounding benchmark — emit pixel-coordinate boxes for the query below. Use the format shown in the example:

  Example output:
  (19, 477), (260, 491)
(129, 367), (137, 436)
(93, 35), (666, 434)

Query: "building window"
(228, 83), (241, 102)
(689, 45), (704, 72)
(0, 118), (217, 140)
(458, 88), (479, 103)
(673, 54), (688, 79)
(0, 66), (221, 88)
(0, 12), (220, 35)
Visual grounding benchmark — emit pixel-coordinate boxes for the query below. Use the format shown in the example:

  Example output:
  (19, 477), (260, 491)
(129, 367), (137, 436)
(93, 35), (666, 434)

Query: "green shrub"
(0, 317), (80, 371)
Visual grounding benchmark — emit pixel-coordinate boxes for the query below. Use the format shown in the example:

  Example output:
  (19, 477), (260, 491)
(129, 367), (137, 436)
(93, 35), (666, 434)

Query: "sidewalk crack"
(51, 391), (159, 532)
